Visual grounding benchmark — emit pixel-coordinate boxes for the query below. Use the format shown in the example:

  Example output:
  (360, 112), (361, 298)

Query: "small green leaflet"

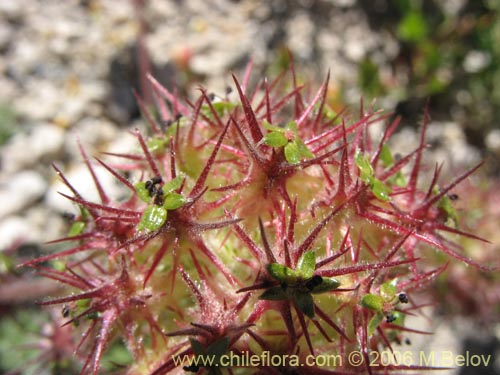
(284, 141), (301, 164)
(380, 279), (397, 300)
(361, 293), (384, 312)
(163, 192), (186, 210)
(262, 120), (314, 164)
(309, 277), (341, 294)
(267, 263), (296, 285)
(380, 145), (407, 187)
(296, 251), (315, 279)
(134, 181), (150, 203)
(137, 205), (167, 232)
(147, 137), (168, 156)
(260, 251), (341, 318)
(368, 312), (385, 336)
(263, 131), (288, 147)
(162, 174), (184, 194)
(354, 149), (392, 201)
(68, 221), (85, 237)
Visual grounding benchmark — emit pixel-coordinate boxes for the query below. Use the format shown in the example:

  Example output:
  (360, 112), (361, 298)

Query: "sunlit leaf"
(267, 263), (296, 283)
(134, 181), (150, 203)
(137, 205), (168, 232)
(368, 312), (385, 336)
(296, 139), (314, 159)
(390, 311), (405, 326)
(354, 150), (374, 182)
(380, 144), (394, 167)
(147, 138), (167, 156)
(438, 195), (458, 226)
(264, 131), (288, 147)
(361, 293), (384, 312)
(163, 193), (186, 210)
(284, 141), (301, 164)
(371, 178), (391, 201)
(380, 279), (398, 300)
(68, 221), (85, 237)
(262, 120), (285, 133)
(296, 251), (316, 279)
(162, 175), (184, 194)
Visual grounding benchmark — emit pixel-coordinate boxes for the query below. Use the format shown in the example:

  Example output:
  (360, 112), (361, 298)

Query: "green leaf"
(380, 279), (398, 300)
(162, 175), (184, 194)
(361, 294), (384, 312)
(296, 139), (314, 159)
(310, 277), (341, 294)
(397, 10), (428, 43)
(388, 171), (407, 187)
(76, 298), (91, 310)
(296, 251), (316, 279)
(438, 195), (458, 226)
(284, 141), (301, 164)
(163, 192), (186, 210)
(371, 178), (391, 201)
(286, 121), (298, 134)
(358, 58), (383, 97)
(259, 286), (288, 301)
(294, 291), (315, 318)
(212, 101), (236, 117)
(0, 253), (14, 274)
(390, 311), (405, 326)
(354, 150), (374, 182)
(368, 312), (385, 336)
(68, 221), (85, 236)
(134, 181), (150, 203)
(264, 131), (288, 147)
(267, 263), (296, 283)
(137, 205), (168, 232)
(379, 144), (394, 167)
(262, 120), (285, 133)
(147, 138), (167, 156)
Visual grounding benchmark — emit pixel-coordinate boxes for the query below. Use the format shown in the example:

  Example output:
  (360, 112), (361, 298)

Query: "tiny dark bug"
(145, 176), (164, 205)
(398, 293), (409, 304)
(62, 212), (75, 222)
(305, 275), (323, 291)
(448, 194), (459, 201)
(386, 314), (396, 323)
(61, 305), (70, 318)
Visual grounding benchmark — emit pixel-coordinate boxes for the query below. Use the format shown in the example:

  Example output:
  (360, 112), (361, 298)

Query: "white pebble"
(0, 170), (47, 219)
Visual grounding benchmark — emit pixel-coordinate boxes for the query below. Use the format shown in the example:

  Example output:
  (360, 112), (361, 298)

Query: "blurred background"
(0, 0), (499, 374)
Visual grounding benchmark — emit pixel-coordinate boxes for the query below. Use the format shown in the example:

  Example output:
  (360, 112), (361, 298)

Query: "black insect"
(448, 194), (459, 201)
(386, 314), (396, 323)
(305, 275), (323, 291)
(145, 176), (164, 205)
(398, 293), (409, 304)
(61, 305), (70, 318)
